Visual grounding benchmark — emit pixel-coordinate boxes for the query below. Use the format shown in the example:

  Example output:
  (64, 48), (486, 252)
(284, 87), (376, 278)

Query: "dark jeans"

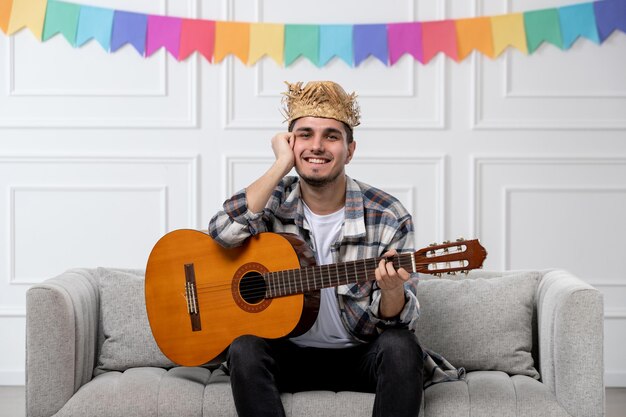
(227, 329), (424, 417)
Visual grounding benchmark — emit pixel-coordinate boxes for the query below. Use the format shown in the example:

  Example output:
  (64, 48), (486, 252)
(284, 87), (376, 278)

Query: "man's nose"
(310, 135), (324, 151)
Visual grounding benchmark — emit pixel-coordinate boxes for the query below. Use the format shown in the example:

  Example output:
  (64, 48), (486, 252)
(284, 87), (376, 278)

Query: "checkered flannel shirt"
(208, 175), (420, 342)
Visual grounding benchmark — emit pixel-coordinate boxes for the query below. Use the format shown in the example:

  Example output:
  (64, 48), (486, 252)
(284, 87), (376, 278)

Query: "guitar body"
(145, 230), (319, 366)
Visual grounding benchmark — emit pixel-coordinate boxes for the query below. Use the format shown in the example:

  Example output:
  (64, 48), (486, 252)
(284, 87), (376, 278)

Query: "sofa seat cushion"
(53, 367), (211, 417)
(55, 368), (571, 417)
(424, 371), (570, 417)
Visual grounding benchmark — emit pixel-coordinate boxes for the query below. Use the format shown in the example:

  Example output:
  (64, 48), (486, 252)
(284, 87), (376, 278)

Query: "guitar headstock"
(414, 238), (487, 276)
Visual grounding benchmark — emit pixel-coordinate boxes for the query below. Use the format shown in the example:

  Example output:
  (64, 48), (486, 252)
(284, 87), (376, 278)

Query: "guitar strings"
(194, 258), (457, 298)
(193, 256), (460, 300)
(194, 255), (411, 293)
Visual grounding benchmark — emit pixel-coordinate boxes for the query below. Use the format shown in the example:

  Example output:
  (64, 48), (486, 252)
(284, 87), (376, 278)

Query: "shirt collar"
(277, 176), (366, 238)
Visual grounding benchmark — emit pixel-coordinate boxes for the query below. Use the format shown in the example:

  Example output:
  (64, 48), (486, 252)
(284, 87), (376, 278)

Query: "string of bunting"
(1, 0), (625, 66)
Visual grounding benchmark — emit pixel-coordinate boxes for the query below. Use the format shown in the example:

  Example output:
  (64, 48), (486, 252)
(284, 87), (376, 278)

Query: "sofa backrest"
(92, 267), (543, 380)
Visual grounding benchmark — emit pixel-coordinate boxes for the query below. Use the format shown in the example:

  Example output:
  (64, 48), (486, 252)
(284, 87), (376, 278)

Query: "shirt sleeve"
(366, 213), (421, 332)
(208, 188), (270, 248)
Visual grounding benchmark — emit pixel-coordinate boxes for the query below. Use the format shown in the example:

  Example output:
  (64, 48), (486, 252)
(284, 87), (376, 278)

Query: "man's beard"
(296, 167), (343, 188)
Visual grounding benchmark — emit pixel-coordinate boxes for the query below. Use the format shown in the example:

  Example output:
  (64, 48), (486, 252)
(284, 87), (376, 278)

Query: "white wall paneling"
(472, 156), (626, 275)
(0, 155), (199, 312)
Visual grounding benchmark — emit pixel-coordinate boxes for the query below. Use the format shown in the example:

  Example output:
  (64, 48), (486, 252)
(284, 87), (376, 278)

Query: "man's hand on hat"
(271, 132), (296, 175)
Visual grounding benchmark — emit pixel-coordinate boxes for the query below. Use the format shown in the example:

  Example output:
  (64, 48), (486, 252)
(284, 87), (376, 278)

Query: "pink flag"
(146, 15), (182, 59)
(387, 22), (423, 65)
(422, 20), (458, 63)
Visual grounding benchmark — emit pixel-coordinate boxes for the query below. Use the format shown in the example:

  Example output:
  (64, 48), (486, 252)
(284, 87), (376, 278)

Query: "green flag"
(43, 0), (81, 46)
(284, 24), (319, 66)
(524, 8), (563, 53)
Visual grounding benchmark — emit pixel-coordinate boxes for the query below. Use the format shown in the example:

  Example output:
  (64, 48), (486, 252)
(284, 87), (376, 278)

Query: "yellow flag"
(7, 0), (48, 40)
(491, 13), (528, 56)
(214, 21), (250, 64)
(249, 23), (284, 66)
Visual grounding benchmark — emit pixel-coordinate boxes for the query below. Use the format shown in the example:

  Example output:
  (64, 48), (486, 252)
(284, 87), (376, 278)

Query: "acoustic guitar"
(145, 230), (487, 366)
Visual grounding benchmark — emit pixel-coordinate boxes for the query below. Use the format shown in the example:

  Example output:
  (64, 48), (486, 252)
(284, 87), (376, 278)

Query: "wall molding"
(470, 155), (626, 239)
(7, 185), (168, 286)
(1, 154), (200, 285)
(501, 185), (626, 271)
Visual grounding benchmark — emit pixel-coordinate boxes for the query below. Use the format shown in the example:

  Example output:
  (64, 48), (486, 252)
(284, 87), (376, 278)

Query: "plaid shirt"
(208, 175), (420, 342)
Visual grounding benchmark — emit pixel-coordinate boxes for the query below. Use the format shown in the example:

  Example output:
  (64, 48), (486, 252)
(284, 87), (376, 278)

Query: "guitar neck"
(264, 253), (415, 298)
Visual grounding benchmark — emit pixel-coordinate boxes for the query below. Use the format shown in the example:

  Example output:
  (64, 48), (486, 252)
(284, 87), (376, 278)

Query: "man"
(209, 81), (423, 417)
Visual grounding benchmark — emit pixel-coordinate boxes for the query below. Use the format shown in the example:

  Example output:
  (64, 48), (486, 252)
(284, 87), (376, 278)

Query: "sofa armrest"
(26, 269), (100, 417)
(536, 269), (605, 417)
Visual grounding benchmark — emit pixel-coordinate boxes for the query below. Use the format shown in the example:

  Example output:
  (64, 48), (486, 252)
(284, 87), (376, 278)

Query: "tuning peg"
(456, 237), (465, 242)
(464, 270), (470, 275)
(447, 271), (456, 276)
(443, 240), (450, 244)
(429, 242), (438, 247)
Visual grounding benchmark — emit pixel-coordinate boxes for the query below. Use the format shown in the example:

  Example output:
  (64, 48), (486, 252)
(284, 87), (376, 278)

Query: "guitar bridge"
(184, 263), (202, 332)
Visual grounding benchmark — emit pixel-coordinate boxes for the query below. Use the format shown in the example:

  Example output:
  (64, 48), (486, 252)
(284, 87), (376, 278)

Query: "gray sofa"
(26, 268), (605, 417)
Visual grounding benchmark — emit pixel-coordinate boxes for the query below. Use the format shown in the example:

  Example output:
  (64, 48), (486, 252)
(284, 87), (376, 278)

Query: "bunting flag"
(179, 19), (214, 62)
(491, 13), (528, 56)
(354, 24), (388, 66)
(455, 17), (494, 60)
(7, 0), (47, 39)
(422, 20), (458, 63)
(285, 24), (319, 66)
(249, 23), (283, 65)
(1, 0), (14, 33)
(214, 21), (249, 64)
(42, 0), (80, 46)
(319, 24), (353, 66)
(110, 11), (147, 55)
(387, 22), (422, 65)
(2, 0), (625, 66)
(76, 5), (114, 50)
(146, 15), (182, 58)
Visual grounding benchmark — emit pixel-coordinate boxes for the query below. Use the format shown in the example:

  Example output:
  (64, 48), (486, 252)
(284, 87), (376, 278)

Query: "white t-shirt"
(289, 203), (362, 348)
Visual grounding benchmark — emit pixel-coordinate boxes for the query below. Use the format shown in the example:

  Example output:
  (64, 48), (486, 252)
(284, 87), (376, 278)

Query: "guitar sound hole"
(239, 272), (267, 305)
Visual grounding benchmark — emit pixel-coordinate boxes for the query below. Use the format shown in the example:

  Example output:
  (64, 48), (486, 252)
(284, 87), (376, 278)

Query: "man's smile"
(303, 156), (332, 165)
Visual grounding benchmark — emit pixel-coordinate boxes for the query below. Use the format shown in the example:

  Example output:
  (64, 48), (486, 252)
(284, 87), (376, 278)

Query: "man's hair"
(288, 119), (354, 144)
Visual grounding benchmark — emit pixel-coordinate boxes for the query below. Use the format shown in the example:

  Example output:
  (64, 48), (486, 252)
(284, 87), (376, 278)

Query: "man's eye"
(298, 132), (311, 138)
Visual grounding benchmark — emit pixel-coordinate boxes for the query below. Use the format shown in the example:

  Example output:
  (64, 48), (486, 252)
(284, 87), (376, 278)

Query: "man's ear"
(346, 140), (356, 164)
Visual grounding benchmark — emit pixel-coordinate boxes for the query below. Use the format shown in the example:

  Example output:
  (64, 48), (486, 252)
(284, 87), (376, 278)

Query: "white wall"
(1, 0), (625, 387)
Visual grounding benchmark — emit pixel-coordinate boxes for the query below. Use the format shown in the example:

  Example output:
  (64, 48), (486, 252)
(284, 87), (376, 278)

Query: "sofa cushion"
(55, 367), (211, 417)
(424, 372), (569, 417)
(94, 268), (175, 375)
(416, 271), (541, 379)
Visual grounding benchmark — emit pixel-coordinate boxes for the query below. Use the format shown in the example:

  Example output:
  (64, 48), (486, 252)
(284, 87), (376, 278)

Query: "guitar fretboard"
(264, 253), (416, 298)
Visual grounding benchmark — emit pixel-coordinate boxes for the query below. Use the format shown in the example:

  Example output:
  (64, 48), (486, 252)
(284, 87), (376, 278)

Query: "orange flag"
(249, 23), (284, 66)
(455, 17), (494, 60)
(491, 13), (528, 56)
(7, 0), (48, 40)
(0, 0), (13, 33)
(214, 21), (250, 64)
